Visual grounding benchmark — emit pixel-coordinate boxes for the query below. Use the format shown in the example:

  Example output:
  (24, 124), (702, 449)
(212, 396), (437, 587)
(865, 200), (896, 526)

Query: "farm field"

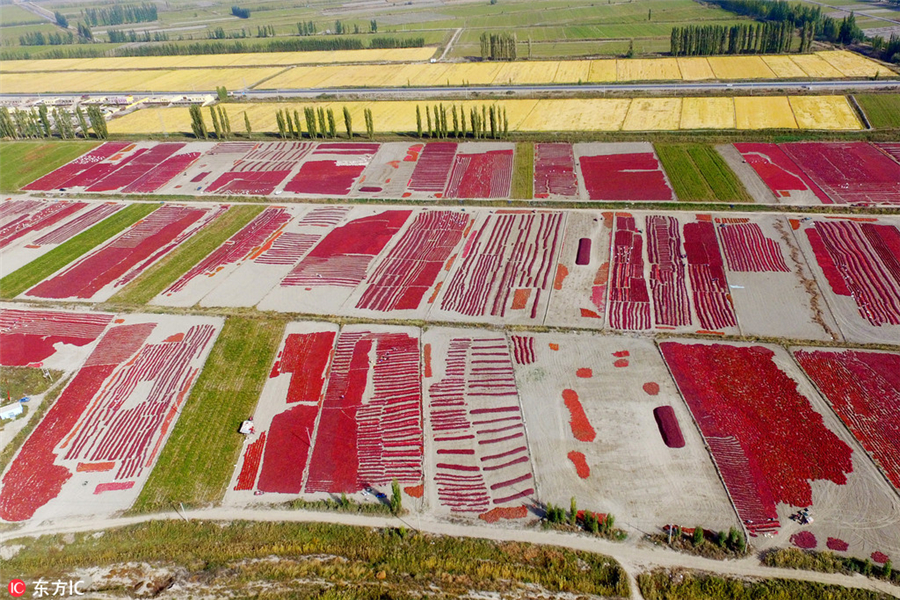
(574, 142), (675, 201)
(655, 144), (752, 203)
(22, 203), (227, 303)
(857, 94), (900, 129)
(0, 199), (125, 276)
(0, 142), (100, 193)
(107, 95), (863, 136)
(0, 307), (222, 522)
(5, 51), (886, 94)
(228, 322), (424, 502)
(512, 332), (738, 532)
(660, 340), (900, 561)
(793, 215), (900, 345)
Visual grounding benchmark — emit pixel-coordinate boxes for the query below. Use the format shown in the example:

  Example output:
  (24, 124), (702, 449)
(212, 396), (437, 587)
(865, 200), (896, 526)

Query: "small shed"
(0, 402), (24, 421)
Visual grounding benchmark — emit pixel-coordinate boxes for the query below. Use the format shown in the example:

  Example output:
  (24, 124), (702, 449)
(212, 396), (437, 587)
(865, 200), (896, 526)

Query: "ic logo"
(7, 579), (26, 597)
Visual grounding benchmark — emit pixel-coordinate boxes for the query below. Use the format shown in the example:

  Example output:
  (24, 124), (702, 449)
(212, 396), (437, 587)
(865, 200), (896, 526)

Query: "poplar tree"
(416, 105), (423, 138)
(342, 106), (352, 138)
(243, 111), (252, 137)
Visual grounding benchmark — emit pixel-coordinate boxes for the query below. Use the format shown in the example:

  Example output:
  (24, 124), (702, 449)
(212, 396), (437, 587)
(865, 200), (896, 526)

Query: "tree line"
(108, 29), (169, 43)
(415, 103), (510, 139)
(187, 105), (376, 140)
(872, 33), (900, 64)
(670, 21), (807, 56)
(81, 3), (157, 26)
(480, 32), (517, 60)
(0, 105), (107, 140)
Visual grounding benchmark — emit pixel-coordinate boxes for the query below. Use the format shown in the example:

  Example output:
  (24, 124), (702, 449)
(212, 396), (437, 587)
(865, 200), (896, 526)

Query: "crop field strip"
(5, 50), (888, 94)
(656, 144), (752, 203)
(109, 96), (864, 136)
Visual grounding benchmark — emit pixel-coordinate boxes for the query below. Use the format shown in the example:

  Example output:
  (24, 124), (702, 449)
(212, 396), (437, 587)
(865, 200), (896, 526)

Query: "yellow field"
(677, 58), (716, 80)
(622, 98), (682, 131)
(762, 55), (808, 78)
(816, 50), (895, 77)
(789, 96), (861, 130)
(1, 47), (436, 73)
(790, 54), (844, 78)
(708, 56), (776, 79)
(108, 95), (861, 135)
(3, 50), (893, 94)
(734, 96), (797, 129)
(681, 97), (735, 130)
(617, 58), (681, 81)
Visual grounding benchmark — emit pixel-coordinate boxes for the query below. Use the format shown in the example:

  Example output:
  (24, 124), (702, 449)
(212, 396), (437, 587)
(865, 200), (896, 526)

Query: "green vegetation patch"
(764, 548), (896, 584)
(0, 366), (62, 400)
(6, 520), (629, 599)
(0, 202), (158, 299)
(656, 143), (751, 203)
(0, 373), (69, 476)
(512, 141), (534, 199)
(111, 204), (263, 305)
(856, 94), (900, 129)
(130, 317), (284, 513)
(0, 141), (98, 192)
(638, 568), (893, 600)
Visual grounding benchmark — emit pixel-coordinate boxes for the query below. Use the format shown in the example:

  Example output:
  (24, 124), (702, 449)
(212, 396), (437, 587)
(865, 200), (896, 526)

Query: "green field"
(0, 5), (47, 26)
(856, 94), (900, 129)
(5, 521), (629, 598)
(131, 317), (284, 513)
(0, 141), (98, 192)
(111, 204), (264, 305)
(656, 144), (751, 203)
(638, 569), (893, 600)
(513, 141), (534, 199)
(0, 202), (158, 299)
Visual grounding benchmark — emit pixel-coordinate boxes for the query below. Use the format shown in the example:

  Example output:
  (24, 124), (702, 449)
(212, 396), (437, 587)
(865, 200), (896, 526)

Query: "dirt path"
(3, 508), (899, 599)
(438, 28), (463, 61)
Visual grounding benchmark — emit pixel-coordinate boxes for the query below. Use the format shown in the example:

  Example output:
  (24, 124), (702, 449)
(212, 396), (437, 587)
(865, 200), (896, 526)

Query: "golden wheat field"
(2, 51), (891, 93)
(108, 95), (861, 135)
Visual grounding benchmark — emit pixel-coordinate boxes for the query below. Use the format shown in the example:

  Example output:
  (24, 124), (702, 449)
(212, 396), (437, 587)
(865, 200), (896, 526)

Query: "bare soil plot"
(791, 215), (900, 345)
(0, 199), (125, 277)
(512, 331), (739, 534)
(22, 203), (226, 303)
(427, 209), (567, 325)
(660, 339), (900, 562)
(350, 142), (422, 198)
(197, 205), (349, 309)
(714, 214), (841, 342)
(543, 210), (612, 328)
(0, 311), (222, 523)
(257, 207), (415, 315)
(422, 327), (537, 520)
(227, 322), (423, 506)
(715, 144), (779, 204)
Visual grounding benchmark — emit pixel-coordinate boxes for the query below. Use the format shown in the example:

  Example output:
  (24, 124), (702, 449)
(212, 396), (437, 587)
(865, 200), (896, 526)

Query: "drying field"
(660, 340), (900, 561)
(0, 198), (124, 276)
(574, 142), (675, 201)
(21, 203), (226, 303)
(793, 215), (900, 345)
(3, 197), (897, 346)
(0, 306), (221, 522)
(107, 95), (863, 136)
(733, 142), (900, 206)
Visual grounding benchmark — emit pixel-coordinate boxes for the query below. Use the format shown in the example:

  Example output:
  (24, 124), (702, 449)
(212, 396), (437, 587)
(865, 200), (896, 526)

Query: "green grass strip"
(657, 144), (711, 202)
(130, 317), (284, 513)
(686, 144), (751, 203)
(6, 521), (629, 598)
(512, 141), (534, 200)
(0, 141), (99, 192)
(0, 202), (159, 299)
(856, 94), (900, 129)
(111, 204), (264, 305)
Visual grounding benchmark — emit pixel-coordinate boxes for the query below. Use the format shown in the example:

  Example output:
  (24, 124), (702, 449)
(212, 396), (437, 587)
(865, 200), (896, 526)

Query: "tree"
(209, 106), (222, 138)
(87, 106), (108, 139)
(425, 107), (432, 138)
(603, 513), (615, 535)
(317, 107), (327, 137)
(327, 108), (337, 138)
(693, 526), (704, 546)
(370, 19), (377, 33)
(364, 108), (374, 138)
(503, 107), (509, 137)
(884, 560), (893, 579)
(218, 106), (231, 138)
(293, 109), (302, 139)
(460, 105), (467, 138)
(189, 105), (206, 139)
(416, 105), (423, 137)
(343, 106), (352, 138)
(243, 111), (252, 137)
(55, 11), (69, 28)
(0, 107), (16, 139)
(285, 110), (295, 138)
(217, 86), (228, 102)
(275, 109), (286, 138)
(390, 479), (402, 514)
(38, 105), (51, 138)
(569, 497), (578, 526)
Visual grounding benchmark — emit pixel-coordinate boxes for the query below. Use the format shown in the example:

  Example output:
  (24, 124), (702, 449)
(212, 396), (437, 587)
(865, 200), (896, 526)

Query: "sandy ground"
(512, 331), (740, 535)
(715, 144), (779, 204)
(0, 312), (222, 524)
(543, 209), (612, 328)
(791, 215), (900, 345)
(350, 142), (421, 199)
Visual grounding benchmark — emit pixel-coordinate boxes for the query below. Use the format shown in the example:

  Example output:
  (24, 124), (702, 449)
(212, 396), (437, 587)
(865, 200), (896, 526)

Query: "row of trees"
(872, 33), (900, 64)
(273, 106), (375, 139)
(108, 29), (169, 43)
(480, 32), (517, 60)
(670, 21), (804, 56)
(0, 105), (107, 140)
(81, 3), (157, 26)
(544, 498), (620, 538)
(415, 103), (510, 140)
(19, 31), (78, 46)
